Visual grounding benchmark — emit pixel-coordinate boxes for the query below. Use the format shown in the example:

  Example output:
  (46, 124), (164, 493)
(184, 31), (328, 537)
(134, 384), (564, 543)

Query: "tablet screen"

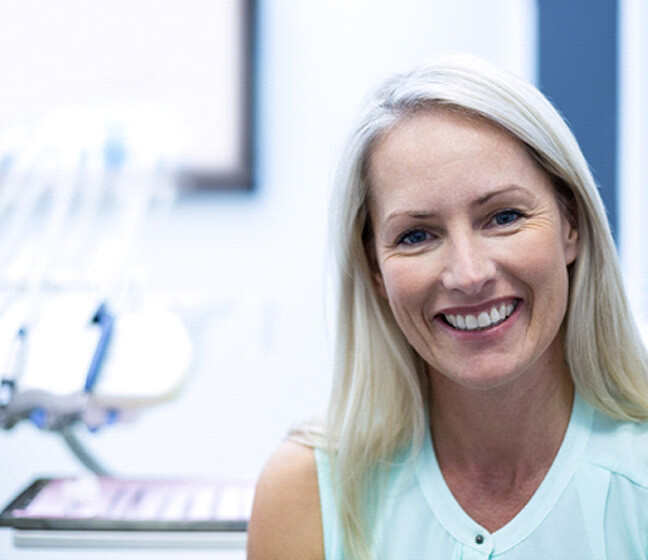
(0, 477), (253, 531)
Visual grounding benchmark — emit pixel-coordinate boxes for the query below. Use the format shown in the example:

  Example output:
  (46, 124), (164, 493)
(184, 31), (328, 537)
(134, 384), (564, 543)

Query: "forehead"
(366, 109), (548, 210)
(369, 109), (527, 177)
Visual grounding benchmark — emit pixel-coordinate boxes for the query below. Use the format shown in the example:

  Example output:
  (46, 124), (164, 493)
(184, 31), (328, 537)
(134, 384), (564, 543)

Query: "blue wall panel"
(538, 0), (618, 237)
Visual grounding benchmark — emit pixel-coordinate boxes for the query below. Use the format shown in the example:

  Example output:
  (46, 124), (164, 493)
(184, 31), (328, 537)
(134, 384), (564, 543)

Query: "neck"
(427, 345), (575, 532)
(429, 362), (574, 477)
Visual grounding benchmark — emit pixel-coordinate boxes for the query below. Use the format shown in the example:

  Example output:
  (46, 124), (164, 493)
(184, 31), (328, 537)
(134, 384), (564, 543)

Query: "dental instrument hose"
(60, 425), (111, 476)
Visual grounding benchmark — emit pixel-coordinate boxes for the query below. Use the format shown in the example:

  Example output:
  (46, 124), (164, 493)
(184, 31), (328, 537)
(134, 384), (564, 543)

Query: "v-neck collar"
(416, 392), (593, 554)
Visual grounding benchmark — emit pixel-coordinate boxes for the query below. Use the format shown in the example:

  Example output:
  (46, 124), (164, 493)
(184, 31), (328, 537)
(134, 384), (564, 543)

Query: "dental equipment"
(0, 109), (192, 475)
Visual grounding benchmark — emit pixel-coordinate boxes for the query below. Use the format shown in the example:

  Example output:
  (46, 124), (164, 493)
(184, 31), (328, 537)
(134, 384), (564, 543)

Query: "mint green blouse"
(315, 393), (648, 559)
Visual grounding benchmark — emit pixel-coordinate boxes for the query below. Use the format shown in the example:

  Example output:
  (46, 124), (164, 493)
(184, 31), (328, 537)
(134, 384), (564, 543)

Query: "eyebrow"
(382, 184), (530, 225)
(474, 185), (529, 205)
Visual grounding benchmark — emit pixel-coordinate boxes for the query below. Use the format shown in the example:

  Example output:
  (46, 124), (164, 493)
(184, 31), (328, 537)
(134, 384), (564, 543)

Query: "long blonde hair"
(320, 54), (648, 559)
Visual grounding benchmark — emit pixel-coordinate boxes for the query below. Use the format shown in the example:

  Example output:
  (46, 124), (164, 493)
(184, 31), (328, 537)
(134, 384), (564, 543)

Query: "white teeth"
(443, 302), (517, 331)
(477, 312), (490, 328)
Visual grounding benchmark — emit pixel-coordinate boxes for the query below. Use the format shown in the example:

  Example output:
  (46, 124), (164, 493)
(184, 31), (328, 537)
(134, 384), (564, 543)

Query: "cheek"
(379, 260), (434, 315)
(379, 261), (439, 355)
(515, 238), (571, 314)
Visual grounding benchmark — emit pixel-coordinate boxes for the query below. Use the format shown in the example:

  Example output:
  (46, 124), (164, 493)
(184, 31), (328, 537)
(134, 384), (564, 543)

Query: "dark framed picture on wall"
(0, 0), (256, 190)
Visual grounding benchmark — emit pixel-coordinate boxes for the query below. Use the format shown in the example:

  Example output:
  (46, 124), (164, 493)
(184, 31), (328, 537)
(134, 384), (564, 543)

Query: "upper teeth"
(444, 303), (516, 331)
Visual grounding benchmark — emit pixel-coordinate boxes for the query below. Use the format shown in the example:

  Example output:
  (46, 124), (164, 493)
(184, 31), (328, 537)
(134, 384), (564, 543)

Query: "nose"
(439, 233), (496, 295)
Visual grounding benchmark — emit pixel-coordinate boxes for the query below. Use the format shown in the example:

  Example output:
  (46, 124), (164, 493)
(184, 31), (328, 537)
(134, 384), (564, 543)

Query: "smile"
(442, 301), (519, 331)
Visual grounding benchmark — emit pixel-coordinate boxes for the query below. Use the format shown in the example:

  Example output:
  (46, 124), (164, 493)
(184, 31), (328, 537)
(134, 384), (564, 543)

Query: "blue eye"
(492, 209), (523, 226)
(398, 229), (430, 245)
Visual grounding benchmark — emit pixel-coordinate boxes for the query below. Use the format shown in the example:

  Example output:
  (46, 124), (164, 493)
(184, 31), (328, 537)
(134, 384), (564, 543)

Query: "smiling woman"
(247, 55), (648, 560)
(368, 110), (578, 396)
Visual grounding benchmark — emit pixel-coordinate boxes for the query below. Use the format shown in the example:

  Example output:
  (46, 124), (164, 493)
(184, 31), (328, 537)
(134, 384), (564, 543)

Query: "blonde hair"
(320, 54), (648, 559)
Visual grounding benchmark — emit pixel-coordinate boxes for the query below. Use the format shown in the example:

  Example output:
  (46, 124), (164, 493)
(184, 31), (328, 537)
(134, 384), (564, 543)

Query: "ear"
(364, 242), (388, 300)
(372, 267), (388, 300)
(562, 216), (579, 266)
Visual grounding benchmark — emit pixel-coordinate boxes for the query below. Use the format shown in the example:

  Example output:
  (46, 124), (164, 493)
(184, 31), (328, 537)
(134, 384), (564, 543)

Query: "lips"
(442, 300), (519, 331)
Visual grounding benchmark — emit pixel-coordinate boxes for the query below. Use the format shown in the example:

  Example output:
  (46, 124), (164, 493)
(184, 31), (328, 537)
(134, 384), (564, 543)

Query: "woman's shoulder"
(247, 439), (324, 560)
(587, 407), (648, 488)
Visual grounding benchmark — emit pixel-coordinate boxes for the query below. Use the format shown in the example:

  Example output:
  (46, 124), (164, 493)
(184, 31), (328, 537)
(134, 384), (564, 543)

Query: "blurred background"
(0, 0), (646, 557)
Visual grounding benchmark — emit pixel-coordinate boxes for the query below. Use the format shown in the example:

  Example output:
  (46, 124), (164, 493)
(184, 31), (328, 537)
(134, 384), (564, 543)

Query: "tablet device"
(0, 477), (252, 532)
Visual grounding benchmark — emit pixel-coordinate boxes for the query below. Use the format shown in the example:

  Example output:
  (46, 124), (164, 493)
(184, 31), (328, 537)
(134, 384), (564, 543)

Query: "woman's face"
(367, 110), (579, 392)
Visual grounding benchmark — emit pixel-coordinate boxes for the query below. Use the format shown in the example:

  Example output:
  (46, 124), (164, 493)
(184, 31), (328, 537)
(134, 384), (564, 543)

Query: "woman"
(247, 55), (648, 559)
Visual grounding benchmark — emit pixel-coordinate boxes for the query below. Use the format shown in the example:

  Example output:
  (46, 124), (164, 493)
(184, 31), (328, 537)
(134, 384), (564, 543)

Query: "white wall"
(619, 0), (648, 338)
(0, 1), (536, 556)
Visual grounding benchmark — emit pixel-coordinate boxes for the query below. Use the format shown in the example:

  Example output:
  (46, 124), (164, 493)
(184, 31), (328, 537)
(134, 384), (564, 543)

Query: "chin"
(429, 363), (527, 393)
